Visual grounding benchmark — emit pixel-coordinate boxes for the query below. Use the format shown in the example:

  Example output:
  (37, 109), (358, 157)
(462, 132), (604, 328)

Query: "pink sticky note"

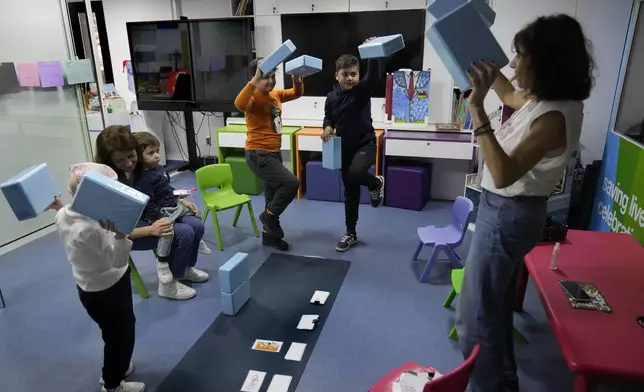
(16, 63), (40, 87)
(37, 61), (64, 88)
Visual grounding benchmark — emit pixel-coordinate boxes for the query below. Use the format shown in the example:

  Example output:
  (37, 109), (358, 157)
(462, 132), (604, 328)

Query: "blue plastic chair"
(412, 197), (474, 282)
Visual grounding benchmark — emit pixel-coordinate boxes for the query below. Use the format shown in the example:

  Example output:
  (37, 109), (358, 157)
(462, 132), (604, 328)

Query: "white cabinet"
(282, 97), (325, 120)
(349, 0), (426, 12)
(255, 0), (349, 15)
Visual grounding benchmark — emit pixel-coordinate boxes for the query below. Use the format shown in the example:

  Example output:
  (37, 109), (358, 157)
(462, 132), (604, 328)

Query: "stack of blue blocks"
(71, 170), (149, 235)
(0, 163), (60, 221)
(426, 0), (508, 91)
(219, 252), (251, 316)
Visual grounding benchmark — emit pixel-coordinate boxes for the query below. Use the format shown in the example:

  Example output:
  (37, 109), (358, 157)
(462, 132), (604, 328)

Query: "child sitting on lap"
(132, 131), (211, 284)
(51, 162), (144, 392)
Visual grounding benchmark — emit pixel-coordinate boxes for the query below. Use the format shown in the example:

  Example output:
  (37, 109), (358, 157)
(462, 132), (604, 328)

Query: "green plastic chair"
(444, 268), (527, 343)
(128, 257), (149, 299)
(196, 164), (260, 250)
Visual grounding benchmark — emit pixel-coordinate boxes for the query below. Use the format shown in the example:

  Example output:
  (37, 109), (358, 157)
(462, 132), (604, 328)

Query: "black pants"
(78, 271), (135, 389)
(342, 142), (379, 234)
(246, 150), (300, 216)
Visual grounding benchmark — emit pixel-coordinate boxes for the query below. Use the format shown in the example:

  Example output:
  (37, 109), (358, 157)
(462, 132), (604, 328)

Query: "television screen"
(128, 21), (193, 103)
(281, 10), (426, 97)
(190, 18), (253, 105)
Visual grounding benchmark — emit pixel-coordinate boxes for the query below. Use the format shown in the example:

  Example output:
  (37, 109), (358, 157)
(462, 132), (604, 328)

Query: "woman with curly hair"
(455, 14), (595, 392)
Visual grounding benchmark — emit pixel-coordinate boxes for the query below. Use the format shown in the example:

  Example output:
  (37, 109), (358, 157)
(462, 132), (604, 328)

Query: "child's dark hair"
(335, 55), (359, 72)
(132, 131), (160, 157)
(513, 14), (595, 101)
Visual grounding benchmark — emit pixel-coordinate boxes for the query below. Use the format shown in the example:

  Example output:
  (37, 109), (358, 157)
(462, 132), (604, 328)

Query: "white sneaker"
(156, 261), (174, 284)
(99, 362), (134, 385)
(158, 280), (196, 300)
(198, 240), (212, 255)
(102, 381), (145, 392)
(181, 267), (209, 283)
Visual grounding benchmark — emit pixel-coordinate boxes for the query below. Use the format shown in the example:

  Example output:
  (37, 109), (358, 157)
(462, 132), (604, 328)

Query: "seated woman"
(94, 125), (207, 300)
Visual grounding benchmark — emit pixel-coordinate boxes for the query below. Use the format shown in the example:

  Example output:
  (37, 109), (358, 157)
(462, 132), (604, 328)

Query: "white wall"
(0, 0), (92, 246)
(102, 0), (633, 164)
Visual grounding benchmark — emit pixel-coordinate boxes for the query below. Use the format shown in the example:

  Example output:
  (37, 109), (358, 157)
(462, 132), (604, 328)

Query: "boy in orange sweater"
(234, 58), (304, 251)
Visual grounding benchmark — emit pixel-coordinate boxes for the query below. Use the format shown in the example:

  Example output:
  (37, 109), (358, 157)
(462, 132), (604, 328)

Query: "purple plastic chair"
(412, 197), (474, 282)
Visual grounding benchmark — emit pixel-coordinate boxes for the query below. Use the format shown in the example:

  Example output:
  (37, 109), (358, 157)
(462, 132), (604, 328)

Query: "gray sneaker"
(336, 233), (358, 252)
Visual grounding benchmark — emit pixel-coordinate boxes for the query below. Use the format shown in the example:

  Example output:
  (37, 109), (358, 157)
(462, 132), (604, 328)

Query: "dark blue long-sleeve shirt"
(134, 165), (177, 223)
(323, 59), (384, 149)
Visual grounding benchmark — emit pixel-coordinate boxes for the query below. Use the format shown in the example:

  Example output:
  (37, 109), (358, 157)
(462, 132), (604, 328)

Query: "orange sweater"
(234, 81), (304, 152)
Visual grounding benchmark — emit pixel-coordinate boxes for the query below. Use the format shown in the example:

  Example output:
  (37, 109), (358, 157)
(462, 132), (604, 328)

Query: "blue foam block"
(427, 0), (496, 27)
(70, 170), (149, 234)
(427, 1), (508, 91)
(221, 278), (250, 316)
(285, 55), (323, 78)
(218, 252), (249, 294)
(322, 136), (342, 170)
(259, 39), (296, 74)
(1, 163), (60, 221)
(358, 34), (405, 59)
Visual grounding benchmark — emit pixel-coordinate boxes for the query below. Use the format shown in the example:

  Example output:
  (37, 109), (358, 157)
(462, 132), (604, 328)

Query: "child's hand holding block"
(358, 34), (405, 59)
(322, 136), (342, 170)
(285, 55), (323, 78)
(259, 39), (297, 74)
(427, 1), (508, 90)
(427, 0), (496, 27)
(70, 170), (149, 234)
(1, 163), (60, 221)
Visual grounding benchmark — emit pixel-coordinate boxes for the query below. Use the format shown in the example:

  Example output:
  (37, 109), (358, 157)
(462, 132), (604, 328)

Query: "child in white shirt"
(51, 162), (145, 392)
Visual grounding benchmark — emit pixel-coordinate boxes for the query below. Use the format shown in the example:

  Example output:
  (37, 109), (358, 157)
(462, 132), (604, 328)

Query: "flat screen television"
(127, 17), (253, 111)
(281, 10), (426, 97)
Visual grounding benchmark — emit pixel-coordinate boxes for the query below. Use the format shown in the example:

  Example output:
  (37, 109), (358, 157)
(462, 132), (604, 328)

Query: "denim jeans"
(132, 216), (204, 278)
(156, 202), (193, 258)
(456, 190), (546, 392)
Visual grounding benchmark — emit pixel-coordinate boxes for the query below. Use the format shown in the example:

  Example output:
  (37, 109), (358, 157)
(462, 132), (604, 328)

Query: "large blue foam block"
(285, 55), (323, 78)
(322, 136), (342, 170)
(259, 39), (296, 74)
(1, 163), (60, 221)
(427, 1), (508, 91)
(70, 170), (149, 234)
(427, 0), (496, 27)
(218, 252), (250, 294)
(221, 278), (250, 316)
(358, 34), (405, 59)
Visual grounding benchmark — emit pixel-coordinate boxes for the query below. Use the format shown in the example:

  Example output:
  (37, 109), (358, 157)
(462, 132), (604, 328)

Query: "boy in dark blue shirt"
(322, 49), (386, 252)
(132, 132), (212, 283)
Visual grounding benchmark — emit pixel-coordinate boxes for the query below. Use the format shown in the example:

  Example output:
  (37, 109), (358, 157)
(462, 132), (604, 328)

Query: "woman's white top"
(481, 99), (584, 197)
(55, 206), (132, 292)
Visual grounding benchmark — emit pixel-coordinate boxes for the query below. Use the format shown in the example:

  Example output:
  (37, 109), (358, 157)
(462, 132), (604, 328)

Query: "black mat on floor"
(155, 253), (351, 392)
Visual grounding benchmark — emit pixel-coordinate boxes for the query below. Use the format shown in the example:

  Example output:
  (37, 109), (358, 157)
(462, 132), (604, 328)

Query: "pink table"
(524, 230), (644, 392)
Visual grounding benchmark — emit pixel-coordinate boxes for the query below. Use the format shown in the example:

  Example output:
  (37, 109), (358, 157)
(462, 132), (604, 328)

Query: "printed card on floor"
(284, 342), (306, 362)
(252, 339), (283, 353)
(266, 374), (292, 392)
(297, 315), (319, 330)
(241, 370), (266, 392)
(310, 290), (330, 305)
